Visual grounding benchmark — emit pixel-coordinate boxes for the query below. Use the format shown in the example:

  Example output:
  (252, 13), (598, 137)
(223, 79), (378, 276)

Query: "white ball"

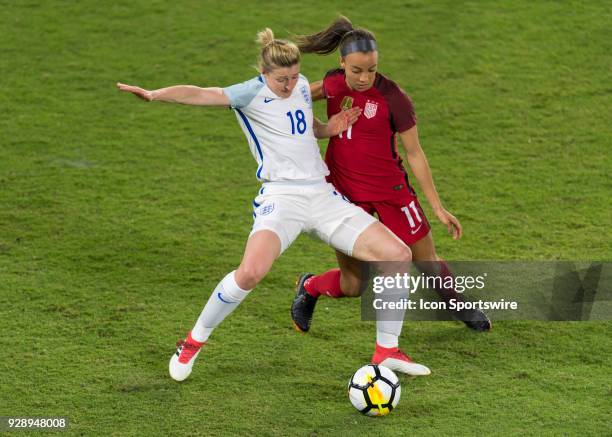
(348, 364), (401, 416)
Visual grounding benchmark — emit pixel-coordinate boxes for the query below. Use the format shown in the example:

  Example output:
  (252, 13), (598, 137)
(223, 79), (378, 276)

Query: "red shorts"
(354, 193), (431, 246)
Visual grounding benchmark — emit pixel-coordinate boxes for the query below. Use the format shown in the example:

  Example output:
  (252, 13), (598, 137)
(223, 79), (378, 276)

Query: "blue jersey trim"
(235, 108), (264, 180)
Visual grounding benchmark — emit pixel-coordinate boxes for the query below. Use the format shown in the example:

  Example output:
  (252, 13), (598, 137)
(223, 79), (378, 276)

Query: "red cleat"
(169, 332), (205, 381)
(371, 344), (431, 376)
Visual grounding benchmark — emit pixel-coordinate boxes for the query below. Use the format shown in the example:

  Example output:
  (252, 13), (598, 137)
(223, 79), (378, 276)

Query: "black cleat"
(291, 273), (317, 333)
(457, 308), (492, 332)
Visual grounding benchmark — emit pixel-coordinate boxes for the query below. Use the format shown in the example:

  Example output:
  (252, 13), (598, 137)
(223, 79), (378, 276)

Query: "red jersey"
(322, 69), (417, 201)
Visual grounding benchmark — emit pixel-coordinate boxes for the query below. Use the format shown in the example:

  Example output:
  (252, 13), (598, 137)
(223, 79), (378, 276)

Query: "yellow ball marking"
(366, 374), (390, 416)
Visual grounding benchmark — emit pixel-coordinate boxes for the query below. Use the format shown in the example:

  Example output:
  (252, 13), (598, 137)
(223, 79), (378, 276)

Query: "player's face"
(264, 64), (301, 98)
(341, 51), (378, 92)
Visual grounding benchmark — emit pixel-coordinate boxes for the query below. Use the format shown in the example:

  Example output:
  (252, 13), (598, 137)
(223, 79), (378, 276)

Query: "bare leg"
(333, 250), (367, 296)
(192, 229), (281, 342)
(296, 221), (409, 302)
(292, 219), (429, 375)
(291, 222), (410, 332)
(351, 222), (412, 350)
(410, 231), (460, 302)
(170, 230), (283, 381)
(351, 222), (412, 262)
(235, 230), (281, 290)
(410, 231), (491, 331)
(409, 231), (438, 262)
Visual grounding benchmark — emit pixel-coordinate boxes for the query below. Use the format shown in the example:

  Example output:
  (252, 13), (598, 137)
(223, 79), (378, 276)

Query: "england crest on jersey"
(300, 85), (312, 107)
(259, 203), (275, 216)
(364, 101), (378, 119)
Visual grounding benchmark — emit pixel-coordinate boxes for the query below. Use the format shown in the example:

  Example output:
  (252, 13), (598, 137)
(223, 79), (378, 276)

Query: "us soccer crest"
(364, 101), (378, 119)
(300, 85), (311, 106)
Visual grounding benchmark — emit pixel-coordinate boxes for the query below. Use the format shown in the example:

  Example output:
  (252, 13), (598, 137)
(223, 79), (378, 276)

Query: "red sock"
(304, 269), (346, 298)
(375, 343), (399, 354)
(186, 331), (205, 347)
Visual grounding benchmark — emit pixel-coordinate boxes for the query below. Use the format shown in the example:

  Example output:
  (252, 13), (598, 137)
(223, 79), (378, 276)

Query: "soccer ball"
(348, 364), (401, 416)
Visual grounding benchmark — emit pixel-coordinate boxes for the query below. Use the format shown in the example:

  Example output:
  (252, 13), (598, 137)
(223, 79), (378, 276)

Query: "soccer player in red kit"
(291, 17), (490, 371)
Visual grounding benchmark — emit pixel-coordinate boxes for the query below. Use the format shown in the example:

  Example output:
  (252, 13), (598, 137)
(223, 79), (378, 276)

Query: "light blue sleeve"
(223, 76), (265, 109)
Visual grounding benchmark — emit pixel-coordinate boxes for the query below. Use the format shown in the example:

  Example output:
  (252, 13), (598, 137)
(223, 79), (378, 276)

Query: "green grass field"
(1, 1), (610, 435)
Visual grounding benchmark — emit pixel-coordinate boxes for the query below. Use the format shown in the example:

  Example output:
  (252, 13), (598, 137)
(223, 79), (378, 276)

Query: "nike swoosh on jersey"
(410, 224), (423, 235)
(264, 98), (274, 103)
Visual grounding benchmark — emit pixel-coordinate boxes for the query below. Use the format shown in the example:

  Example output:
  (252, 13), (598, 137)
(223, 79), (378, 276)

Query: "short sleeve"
(388, 86), (417, 133)
(223, 76), (264, 109)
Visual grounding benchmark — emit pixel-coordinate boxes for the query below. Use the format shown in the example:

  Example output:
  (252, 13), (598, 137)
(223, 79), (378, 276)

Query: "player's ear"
(340, 57), (346, 70)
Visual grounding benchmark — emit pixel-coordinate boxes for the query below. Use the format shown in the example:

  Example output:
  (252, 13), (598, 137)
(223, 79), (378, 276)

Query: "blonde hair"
(256, 28), (300, 73)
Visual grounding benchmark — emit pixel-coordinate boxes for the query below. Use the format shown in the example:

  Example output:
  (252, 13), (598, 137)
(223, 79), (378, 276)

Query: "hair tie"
(340, 39), (377, 56)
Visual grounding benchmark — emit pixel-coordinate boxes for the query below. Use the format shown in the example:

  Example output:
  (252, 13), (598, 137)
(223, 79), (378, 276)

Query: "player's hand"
(433, 206), (462, 240)
(116, 82), (154, 101)
(327, 107), (362, 136)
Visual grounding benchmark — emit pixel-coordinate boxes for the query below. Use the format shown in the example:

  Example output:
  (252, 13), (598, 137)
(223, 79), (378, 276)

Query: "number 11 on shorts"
(401, 201), (422, 229)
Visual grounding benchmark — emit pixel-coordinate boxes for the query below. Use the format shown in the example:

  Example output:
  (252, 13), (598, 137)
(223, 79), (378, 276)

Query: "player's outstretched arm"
(116, 83), (230, 106)
(312, 107), (361, 139)
(400, 126), (463, 240)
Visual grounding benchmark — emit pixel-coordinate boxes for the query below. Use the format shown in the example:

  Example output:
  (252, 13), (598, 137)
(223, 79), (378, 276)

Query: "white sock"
(376, 321), (402, 348)
(191, 271), (251, 342)
(375, 271), (408, 349)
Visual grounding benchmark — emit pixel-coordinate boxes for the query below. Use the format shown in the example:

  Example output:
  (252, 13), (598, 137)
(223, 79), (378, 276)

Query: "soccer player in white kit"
(117, 28), (430, 381)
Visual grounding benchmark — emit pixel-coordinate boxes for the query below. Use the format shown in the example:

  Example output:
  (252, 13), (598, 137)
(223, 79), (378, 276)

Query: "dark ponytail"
(296, 16), (376, 55)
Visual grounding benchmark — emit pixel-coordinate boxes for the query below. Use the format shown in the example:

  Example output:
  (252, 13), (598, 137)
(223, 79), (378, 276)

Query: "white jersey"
(223, 74), (329, 182)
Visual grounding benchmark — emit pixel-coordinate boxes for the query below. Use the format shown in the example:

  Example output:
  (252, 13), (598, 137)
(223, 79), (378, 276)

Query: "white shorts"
(249, 179), (377, 256)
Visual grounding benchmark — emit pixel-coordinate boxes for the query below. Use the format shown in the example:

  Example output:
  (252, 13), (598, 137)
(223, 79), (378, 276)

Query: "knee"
(235, 262), (268, 290)
(385, 244), (412, 263)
